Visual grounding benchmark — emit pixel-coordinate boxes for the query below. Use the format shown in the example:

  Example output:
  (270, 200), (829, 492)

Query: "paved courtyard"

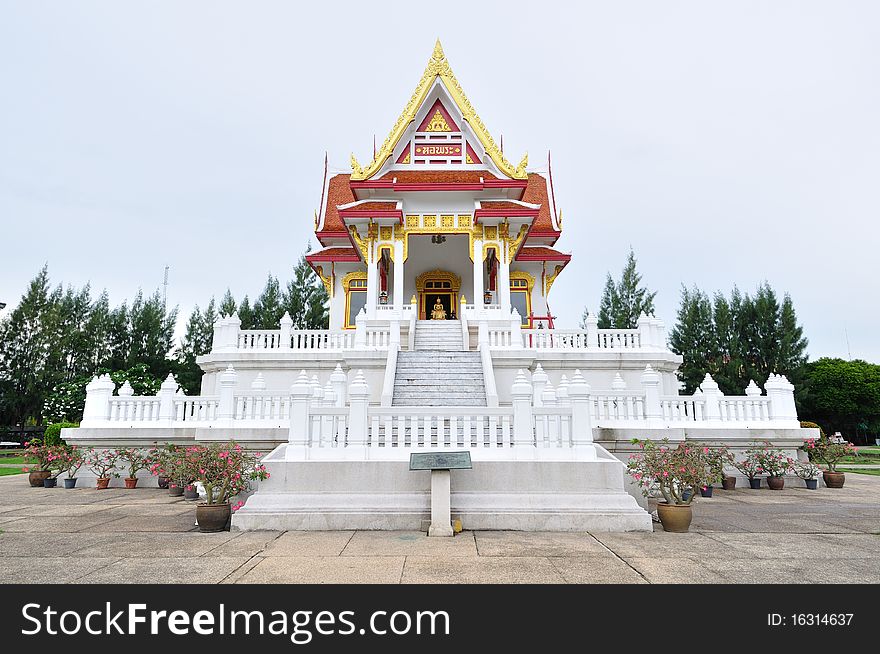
(0, 473), (877, 584)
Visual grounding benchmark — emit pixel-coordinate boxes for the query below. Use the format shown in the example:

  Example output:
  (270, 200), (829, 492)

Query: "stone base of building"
(231, 444), (652, 532)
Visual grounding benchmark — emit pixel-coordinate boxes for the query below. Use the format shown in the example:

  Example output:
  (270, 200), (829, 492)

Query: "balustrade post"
(766, 374), (798, 423)
(640, 364), (663, 426)
(509, 308), (523, 348)
(279, 311), (293, 349)
(637, 313), (652, 349)
(81, 374), (114, 426)
(584, 312), (599, 349)
(218, 365), (238, 421)
(211, 315), (225, 352)
(157, 373), (179, 423)
(330, 364), (347, 407)
(347, 371), (370, 450)
(531, 363), (548, 407)
(224, 312), (242, 351)
(478, 319), (488, 347)
(354, 309), (367, 349)
(511, 370), (534, 447)
(390, 319), (401, 347)
(288, 370), (312, 445)
(699, 373), (723, 422)
(251, 373), (266, 390)
(569, 370), (594, 449)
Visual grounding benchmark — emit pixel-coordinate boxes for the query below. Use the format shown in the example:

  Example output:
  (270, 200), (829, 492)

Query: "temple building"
(66, 41), (814, 533)
(305, 40), (569, 332)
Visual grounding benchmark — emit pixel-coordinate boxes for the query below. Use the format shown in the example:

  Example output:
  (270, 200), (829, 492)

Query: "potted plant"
(148, 444), (176, 489)
(753, 442), (794, 490)
(731, 446), (763, 489)
(116, 447), (149, 488)
(41, 445), (69, 488)
(184, 483), (200, 501)
(22, 439), (53, 487)
(805, 436), (856, 488)
(189, 441), (269, 532)
(701, 445), (733, 496)
(626, 438), (713, 533)
(86, 448), (120, 489)
(793, 460), (821, 490)
(59, 445), (87, 488)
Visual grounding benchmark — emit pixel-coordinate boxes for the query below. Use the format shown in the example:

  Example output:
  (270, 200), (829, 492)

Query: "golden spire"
(349, 40), (527, 181)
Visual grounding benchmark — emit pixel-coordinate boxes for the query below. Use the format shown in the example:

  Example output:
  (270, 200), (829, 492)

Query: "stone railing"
(491, 312), (669, 351)
(78, 365), (800, 446)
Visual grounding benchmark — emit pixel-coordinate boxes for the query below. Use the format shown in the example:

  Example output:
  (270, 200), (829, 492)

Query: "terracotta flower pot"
(823, 471), (845, 489)
(767, 476), (785, 490)
(96, 477), (110, 490)
(28, 470), (51, 487)
(157, 476), (170, 489)
(656, 502), (693, 533)
(124, 477), (138, 489)
(196, 503), (231, 533)
(721, 476), (736, 491)
(168, 484), (184, 497)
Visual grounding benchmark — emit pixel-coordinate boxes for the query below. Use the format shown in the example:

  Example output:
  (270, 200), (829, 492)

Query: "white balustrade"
(719, 397), (771, 423)
(516, 328), (642, 350)
(234, 392), (292, 422)
(108, 397), (161, 422)
(366, 407), (516, 449)
(591, 392), (646, 422)
(237, 330), (286, 350)
(173, 396), (220, 422)
(659, 396), (705, 422)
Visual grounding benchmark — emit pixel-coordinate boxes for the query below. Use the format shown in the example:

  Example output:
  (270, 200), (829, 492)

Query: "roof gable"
(350, 40), (527, 181)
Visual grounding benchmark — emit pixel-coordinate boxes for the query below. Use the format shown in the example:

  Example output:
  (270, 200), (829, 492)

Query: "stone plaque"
(409, 451), (472, 471)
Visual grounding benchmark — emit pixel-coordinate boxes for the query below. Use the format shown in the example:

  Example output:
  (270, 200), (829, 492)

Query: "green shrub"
(43, 422), (78, 446)
(800, 421), (825, 438)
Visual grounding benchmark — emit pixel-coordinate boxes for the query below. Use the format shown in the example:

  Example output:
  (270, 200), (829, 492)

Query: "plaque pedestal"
(428, 469), (454, 537)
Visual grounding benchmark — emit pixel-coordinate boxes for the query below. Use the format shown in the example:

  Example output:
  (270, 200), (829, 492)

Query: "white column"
(393, 239), (404, 311)
(279, 311), (293, 349)
(766, 374), (798, 423)
(472, 238), (483, 308)
(700, 373), (723, 422)
(346, 370), (370, 449)
(641, 364), (663, 426)
(637, 313), (652, 349)
(569, 370), (594, 451)
(217, 365), (237, 421)
(366, 242), (377, 319)
(81, 374), (114, 426)
(511, 370), (534, 447)
(330, 363), (347, 407)
(498, 252), (511, 312)
(288, 370), (312, 445)
(584, 312), (599, 349)
(157, 373), (179, 423)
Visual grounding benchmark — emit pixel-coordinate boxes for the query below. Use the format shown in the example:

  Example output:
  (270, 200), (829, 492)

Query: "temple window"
(343, 273), (368, 329)
(510, 274), (533, 325)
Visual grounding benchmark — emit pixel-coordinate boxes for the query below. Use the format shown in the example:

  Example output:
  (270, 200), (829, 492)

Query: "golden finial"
(515, 152), (529, 177)
(433, 38), (445, 62)
(350, 153), (364, 177)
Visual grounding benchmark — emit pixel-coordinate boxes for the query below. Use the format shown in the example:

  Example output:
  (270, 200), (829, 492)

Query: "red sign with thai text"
(414, 144), (462, 157)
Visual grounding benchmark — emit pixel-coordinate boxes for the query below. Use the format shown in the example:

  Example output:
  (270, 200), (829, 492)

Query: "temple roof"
(349, 40), (527, 181)
(515, 246), (571, 262)
(520, 173), (561, 237)
(316, 174), (355, 239)
(305, 247), (361, 262)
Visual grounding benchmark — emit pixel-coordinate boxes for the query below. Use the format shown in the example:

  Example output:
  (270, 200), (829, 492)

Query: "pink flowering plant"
(116, 447), (150, 479)
(626, 438), (714, 506)
(86, 448), (120, 480)
(21, 439), (52, 473)
(751, 441), (794, 478)
(187, 441), (269, 505)
(804, 437), (856, 472)
(700, 444), (734, 484)
(731, 443), (765, 480)
(58, 445), (87, 479)
(792, 460), (821, 480)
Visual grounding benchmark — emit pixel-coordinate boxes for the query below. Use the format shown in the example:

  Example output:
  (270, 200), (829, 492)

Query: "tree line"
(583, 249), (878, 441)
(0, 252), (328, 427)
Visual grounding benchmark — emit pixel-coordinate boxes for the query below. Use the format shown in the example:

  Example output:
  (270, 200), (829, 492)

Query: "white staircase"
(393, 320), (486, 406)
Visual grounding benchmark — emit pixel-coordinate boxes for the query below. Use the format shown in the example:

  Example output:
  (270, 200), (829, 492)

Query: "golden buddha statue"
(430, 297), (447, 320)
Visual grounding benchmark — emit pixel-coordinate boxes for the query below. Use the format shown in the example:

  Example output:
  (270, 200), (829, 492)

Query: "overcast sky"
(1, 1), (878, 363)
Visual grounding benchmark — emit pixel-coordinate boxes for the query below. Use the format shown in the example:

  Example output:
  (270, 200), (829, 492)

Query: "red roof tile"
(320, 174), (355, 233)
(343, 201), (397, 212)
(480, 201), (536, 211)
(520, 173), (556, 232)
(515, 246), (571, 262)
(305, 247), (360, 262)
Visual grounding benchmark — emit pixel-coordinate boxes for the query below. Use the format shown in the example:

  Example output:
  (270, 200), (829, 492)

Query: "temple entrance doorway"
(415, 269), (461, 320)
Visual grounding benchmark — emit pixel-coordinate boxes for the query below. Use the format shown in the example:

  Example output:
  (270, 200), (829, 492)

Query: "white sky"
(1, 1), (878, 361)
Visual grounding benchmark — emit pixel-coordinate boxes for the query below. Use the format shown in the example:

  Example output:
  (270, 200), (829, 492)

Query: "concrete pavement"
(0, 473), (878, 584)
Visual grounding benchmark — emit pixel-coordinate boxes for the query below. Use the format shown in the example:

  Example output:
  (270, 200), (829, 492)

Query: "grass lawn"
(838, 467), (880, 477)
(0, 456), (29, 465)
(0, 467), (27, 476)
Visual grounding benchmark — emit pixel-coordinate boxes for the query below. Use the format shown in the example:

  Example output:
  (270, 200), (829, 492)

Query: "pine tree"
(219, 289), (237, 317)
(593, 249), (657, 329)
(127, 290), (177, 378)
(174, 298), (216, 395)
(237, 296), (254, 330)
(252, 274), (285, 329)
(283, 251), (329, 329)
(668, 286), (716, 393)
